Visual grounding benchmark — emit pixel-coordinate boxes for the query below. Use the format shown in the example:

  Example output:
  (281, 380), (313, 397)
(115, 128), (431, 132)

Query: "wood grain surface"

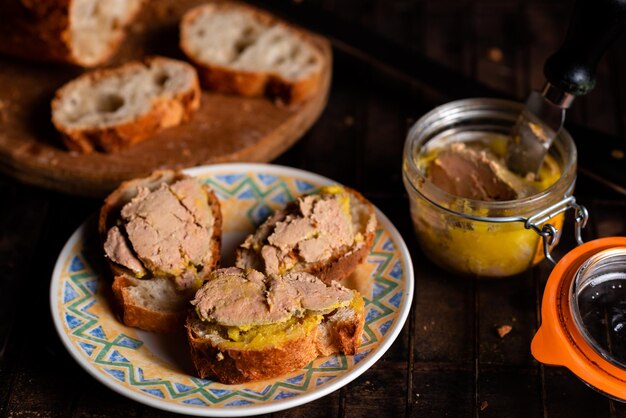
(0, 0), (331, 197)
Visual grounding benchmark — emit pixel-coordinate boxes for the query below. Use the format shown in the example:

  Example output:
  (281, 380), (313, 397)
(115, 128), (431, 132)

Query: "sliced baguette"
(99, 170), (222, 333)
(236, 187), (377, 285)
(180, 2), (324, 105)
(186, 268), (365, 384)
(52, 57), (201, 153)
(111, 275), (195, 334)
(0, 0), (143, 67)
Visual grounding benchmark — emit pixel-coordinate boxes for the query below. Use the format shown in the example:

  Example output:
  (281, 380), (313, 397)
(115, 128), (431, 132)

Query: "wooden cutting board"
(0, 0), (331, 197)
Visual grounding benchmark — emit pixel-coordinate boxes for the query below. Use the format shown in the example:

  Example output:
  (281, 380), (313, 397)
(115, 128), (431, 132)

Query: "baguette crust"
(236, 187), (377, 285)
(309, 234), (374, 286)
(186, 294), (365, 384)
(180, 2), (323, 105)
(190, 58), (322, 106)
(187, 323), (319, 384)
(51, 57), (201, 153)
(100, 170), (222, 333)
(0, 0), (142, 67)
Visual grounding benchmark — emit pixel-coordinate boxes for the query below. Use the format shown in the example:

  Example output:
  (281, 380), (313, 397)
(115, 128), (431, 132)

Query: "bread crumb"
(216, 352), (224, 361)
(497, 324), (512, 338)
(480, 400), (489, 411)
(487, 47), (503, 62)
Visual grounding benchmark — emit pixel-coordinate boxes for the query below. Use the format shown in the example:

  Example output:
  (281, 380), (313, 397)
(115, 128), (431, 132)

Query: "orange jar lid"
(532, 237), (626, 400)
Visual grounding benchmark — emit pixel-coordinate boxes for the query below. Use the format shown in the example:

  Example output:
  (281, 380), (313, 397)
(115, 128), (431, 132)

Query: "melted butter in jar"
(417, 131), (561, 202)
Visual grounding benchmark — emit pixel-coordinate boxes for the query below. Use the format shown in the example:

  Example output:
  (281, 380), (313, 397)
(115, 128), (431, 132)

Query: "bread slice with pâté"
(235, 185), (377, 285)
(99, 170), (222, 333)
(186, 267), (365, 384)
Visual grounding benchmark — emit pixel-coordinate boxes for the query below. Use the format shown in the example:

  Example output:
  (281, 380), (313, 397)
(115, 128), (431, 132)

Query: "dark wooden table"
(2, 0), (626, 416)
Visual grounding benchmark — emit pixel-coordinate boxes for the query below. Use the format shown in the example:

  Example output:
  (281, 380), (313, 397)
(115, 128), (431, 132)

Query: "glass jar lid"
(570, 247), (626, 371)
(532, 237), (626, 401)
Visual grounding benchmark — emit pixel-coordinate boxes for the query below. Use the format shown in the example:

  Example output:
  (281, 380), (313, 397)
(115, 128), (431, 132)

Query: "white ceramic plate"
(50, 163), (414, 416)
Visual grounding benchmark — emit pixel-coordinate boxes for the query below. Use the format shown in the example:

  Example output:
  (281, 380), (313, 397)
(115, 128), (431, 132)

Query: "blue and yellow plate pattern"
(50, 164), (414, 417)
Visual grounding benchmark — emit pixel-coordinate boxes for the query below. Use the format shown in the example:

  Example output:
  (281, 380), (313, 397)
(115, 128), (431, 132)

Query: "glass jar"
(532, 238), (626, 401)
(402, 98), (581, 277)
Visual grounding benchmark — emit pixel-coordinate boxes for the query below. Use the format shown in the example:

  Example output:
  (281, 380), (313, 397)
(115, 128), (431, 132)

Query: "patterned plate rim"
(50, 163), (414, 417)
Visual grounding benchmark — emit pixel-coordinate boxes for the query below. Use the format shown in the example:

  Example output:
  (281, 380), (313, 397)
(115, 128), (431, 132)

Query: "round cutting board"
(0, 0), (331, 197)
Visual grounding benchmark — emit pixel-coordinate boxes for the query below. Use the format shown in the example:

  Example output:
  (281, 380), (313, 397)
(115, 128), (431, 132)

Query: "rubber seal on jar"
(532, 237), (626, 402)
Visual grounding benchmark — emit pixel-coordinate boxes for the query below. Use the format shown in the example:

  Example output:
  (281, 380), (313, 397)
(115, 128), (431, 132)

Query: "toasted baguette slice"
(0, 0), (143, 67)
(187, 303), (364, 384)
(236, 187), (377, 285)
(52, 57), (201, 153)
(99, 170), (222, 333)
(186, 268), (365, 384)
(180, 2), (323, 105)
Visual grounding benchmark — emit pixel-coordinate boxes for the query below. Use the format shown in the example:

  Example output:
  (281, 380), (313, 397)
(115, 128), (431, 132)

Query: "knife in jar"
(506, 0), (626, 177)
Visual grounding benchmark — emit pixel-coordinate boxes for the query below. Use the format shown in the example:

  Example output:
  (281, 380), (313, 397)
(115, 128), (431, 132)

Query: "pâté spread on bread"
(193, 268), (355, 326)
(186, 267), (365, 384)
(237, 186), (377, 284)
(99, 170), (221, 333)
(104, 177), (214, 289)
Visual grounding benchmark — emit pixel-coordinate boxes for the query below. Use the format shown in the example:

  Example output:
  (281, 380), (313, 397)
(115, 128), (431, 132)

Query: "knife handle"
(544, 0), (626, 96)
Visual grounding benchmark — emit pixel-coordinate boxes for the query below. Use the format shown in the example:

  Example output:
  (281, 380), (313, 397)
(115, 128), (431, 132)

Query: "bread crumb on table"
(487, 47), (503, 62)
(497, 324), (512, 338)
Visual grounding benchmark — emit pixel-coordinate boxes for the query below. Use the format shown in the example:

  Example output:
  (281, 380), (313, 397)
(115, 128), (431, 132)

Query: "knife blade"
(506, 0), (626, 177)
(506, 87), (570, 176)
